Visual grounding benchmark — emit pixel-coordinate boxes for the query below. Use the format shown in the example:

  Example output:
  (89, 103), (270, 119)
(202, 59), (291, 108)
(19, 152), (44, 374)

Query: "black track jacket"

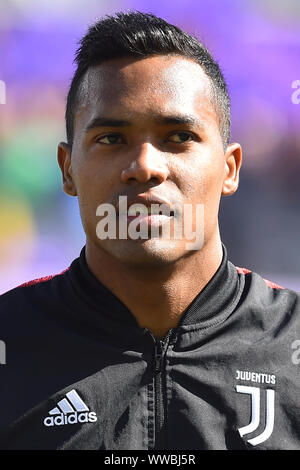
(0, 244), (299, 450)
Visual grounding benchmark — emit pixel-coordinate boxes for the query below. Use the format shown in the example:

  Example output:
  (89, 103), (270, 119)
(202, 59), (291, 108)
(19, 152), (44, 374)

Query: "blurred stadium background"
(0, 0), (299, 294)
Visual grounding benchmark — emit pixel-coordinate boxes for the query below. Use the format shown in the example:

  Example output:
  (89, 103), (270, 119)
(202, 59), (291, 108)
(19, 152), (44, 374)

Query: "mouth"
(124, 209), (175, 228)
(122, 204), (174, 220)
(113, 194), (179, 234)
(116, 195), (176, 218)
(126, 207), (175, 217)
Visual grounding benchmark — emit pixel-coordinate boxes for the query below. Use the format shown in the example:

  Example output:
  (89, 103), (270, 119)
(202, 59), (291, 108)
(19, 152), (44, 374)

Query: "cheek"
(203, 164), (224, 207)
(73, 150), (115, 201)
(173, 150), (224, 240)
(173, 150), (224, 206)
(71, 156), (117, 236)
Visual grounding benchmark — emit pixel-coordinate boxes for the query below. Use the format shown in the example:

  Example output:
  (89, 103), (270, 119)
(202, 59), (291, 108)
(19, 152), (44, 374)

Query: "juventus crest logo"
(236, 385), (275, 446)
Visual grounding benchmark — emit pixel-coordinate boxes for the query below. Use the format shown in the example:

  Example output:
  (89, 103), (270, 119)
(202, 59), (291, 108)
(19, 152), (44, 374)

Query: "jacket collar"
(66, 243), (242, 341)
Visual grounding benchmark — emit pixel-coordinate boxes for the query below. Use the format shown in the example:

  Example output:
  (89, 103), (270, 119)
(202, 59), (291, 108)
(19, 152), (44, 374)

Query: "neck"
(85, 232), (223, 340)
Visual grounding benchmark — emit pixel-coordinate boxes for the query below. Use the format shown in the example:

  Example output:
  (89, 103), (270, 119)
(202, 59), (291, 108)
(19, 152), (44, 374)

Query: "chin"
(98, 238), (188, 267)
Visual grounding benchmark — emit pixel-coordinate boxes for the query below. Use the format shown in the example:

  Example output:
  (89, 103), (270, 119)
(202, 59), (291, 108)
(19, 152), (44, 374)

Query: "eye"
(96, 134), (123, 145)
(168, 132), (195, 143)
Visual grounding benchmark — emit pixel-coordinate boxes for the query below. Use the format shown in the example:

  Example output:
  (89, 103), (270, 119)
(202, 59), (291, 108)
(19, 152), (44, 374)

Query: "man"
(0, 11), (299, 451)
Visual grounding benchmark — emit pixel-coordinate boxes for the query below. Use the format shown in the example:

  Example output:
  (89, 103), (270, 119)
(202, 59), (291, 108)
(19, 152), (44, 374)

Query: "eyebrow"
(85, 117), (130, 132)
(85, 114), (206, 133)
(153, 114), (205, 128)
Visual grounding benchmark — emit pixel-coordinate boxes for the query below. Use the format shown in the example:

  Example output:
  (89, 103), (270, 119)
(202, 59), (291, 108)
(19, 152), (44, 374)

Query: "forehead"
(75, 55), (217, 126)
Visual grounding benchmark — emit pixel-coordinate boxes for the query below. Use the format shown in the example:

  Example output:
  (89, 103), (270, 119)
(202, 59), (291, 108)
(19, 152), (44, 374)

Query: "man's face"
(58, 55), (241, 267)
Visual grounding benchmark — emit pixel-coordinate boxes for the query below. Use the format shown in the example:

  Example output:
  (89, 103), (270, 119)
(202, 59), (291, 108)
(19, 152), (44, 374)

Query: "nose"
(121, 143), (169, 185)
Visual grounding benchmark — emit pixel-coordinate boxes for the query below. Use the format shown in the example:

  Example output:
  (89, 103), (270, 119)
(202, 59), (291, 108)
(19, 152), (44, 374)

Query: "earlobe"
(222, 143), (242, 197)
(57, 142), (77, 196)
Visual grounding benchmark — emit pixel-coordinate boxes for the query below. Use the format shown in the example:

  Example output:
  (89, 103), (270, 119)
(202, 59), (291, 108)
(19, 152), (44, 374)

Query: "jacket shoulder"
(235, 266), (286, 290)
(0, 268), (70, 321)
(234, 264), (300, 320)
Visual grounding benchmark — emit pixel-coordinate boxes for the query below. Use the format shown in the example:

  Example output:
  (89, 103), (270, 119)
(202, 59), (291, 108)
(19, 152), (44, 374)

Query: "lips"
(127, 206), (175, 217)
(116, 194), (175, 217)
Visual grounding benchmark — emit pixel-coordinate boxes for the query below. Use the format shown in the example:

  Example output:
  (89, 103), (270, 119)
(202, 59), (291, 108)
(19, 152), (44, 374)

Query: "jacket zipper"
(154, 339), (164, 449)
(153, 330), (172, 449)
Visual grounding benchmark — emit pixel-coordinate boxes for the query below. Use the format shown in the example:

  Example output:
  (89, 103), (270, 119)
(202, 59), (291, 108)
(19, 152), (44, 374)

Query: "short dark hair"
(65, 11), (231, 149)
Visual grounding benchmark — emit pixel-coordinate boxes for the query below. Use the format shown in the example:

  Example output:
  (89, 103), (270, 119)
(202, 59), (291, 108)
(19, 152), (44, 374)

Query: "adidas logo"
(43, 389), (97, 427)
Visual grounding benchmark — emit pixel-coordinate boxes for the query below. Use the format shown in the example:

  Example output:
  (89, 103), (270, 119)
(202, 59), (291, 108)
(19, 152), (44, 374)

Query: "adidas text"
(44, 411), (97, 426)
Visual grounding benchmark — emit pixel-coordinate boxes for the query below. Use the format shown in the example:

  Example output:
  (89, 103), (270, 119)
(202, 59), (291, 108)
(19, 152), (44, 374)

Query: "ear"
(57, 142), (77, 196)
(222, 143), (242, 197)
